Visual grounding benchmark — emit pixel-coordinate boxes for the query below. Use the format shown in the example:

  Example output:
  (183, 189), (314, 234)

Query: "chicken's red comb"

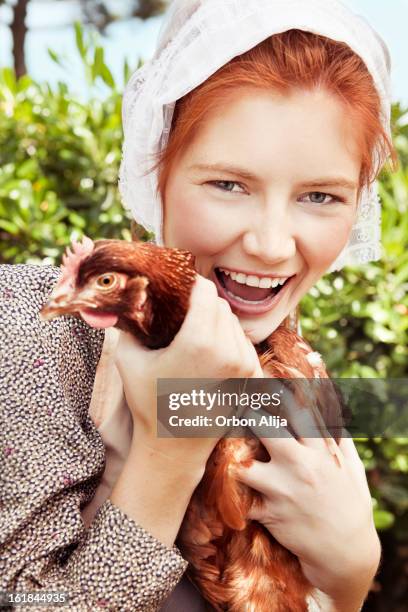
(60, 235), (95, 283)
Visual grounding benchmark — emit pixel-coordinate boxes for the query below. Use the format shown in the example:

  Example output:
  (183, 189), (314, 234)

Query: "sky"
(0, 0), (407, 103)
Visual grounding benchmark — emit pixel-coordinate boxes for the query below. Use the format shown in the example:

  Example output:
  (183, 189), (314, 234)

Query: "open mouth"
(214, 268), (291, 304)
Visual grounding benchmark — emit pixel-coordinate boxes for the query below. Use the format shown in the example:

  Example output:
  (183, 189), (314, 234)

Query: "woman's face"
(163, 88), (361, 343)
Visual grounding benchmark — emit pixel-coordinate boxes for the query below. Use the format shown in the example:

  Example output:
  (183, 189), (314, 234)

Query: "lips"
(212, 268), (295, 315)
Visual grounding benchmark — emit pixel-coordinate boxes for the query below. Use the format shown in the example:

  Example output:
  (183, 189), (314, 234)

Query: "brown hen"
(40, 236), (344, 612)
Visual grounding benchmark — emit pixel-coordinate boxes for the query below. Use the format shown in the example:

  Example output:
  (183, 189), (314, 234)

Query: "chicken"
(40, 236), (197, 349)
(40, 235), (345, 612)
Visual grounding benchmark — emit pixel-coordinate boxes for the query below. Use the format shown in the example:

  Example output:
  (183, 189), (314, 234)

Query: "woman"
(0, 0), (396, 610)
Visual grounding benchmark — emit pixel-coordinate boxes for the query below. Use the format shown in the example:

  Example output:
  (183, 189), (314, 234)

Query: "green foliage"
(0, 25), (132, 265)
(0, 24), (407, 605)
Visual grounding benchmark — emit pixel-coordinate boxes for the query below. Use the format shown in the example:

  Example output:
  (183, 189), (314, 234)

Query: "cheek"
(164, 186), (233, 254)
(300, 212), (355, 279)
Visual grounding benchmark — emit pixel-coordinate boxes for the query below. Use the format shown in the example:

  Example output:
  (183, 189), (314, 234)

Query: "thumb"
(234, 465), (267, 522)
(244, 334), (265, 378)
(252, 360), (265, 378)
(235, 460), (270, 495)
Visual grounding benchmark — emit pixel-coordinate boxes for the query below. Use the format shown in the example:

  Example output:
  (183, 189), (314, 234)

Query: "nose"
(242, 198), (297, 264)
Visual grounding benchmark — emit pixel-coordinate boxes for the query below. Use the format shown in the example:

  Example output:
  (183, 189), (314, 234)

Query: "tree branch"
(11, 0), (29, 77)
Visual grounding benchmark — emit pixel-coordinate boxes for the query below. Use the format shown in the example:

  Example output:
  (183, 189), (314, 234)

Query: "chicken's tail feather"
(183, 522), (311, 611)
(205, 438), (258, 531)
(223, 523), (311, 611)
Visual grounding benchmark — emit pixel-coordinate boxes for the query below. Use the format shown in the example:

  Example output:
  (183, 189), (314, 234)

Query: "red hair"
(150, 29), (396, 199)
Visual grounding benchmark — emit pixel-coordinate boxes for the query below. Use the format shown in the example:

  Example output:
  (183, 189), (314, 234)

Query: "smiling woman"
(0, 1), (398, 612)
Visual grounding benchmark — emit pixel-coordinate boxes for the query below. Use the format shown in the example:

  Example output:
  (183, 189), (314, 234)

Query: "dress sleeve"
(0, 264), (188, 612)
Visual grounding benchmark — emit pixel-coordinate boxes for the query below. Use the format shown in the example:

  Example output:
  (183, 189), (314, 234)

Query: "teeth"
(244, 274), (259, 287)
(259, 277), (272, 289)
(219, 268), (289, 288)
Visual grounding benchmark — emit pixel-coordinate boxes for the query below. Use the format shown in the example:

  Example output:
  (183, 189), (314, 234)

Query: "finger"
(227, 310), (264, 377)
(243, 408), (303, 461)
(242, 332), (264, 378)
(281, 387), (328, 451)
(337, 431), (370, 487)
(235, 458), (276, 496)
(338, 428), (365, 464)
(256, 434), (304, 463)
(213, 300), (263, 382)
(177, 275), (218, 340)
(242, 406), (293, 439)
(215, 298), (242, 360)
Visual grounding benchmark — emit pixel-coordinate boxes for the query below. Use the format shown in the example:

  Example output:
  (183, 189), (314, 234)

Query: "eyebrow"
(188, 163), (358, 191)
(188, 163), (259, 182)
(298, 179), (358, 191)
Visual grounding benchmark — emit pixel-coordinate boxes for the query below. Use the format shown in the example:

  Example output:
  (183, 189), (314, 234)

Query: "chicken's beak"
(40, 286), (97, 321)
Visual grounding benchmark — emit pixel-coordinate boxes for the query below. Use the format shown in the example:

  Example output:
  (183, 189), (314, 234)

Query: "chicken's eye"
(96, 273), (117, 291)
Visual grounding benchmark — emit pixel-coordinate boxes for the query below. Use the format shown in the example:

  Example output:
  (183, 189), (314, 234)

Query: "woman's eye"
(299, 192), (340, 205)
(208, 180), (246, 194)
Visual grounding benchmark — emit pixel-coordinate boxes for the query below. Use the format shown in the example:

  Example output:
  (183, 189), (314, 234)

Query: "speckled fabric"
(0, 264), (188, 611)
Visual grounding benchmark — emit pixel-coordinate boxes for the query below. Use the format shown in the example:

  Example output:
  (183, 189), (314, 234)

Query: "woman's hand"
(236, 400), (380, 611)
(115, 274), (264, 481)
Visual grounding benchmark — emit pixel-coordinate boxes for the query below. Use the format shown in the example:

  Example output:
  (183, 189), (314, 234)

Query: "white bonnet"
(119, 0), (392, 271)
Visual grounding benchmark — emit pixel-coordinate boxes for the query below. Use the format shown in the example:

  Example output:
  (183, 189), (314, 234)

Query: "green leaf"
(1, 67), (17, 93)
(0, 219), (19, 235)
(68, 212), (86, 229)
(74, 22), (87, 60)
(394, 261), (408, 284)
(373, 509), (395, 530)
(92, 46), (104, 82)
(123, 58), (131, 84)
(48, 49), (63, 67)
(101, 64), (115, 89)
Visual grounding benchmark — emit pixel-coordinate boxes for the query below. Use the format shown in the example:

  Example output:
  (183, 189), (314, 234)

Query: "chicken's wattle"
(79, 309), (119, 329)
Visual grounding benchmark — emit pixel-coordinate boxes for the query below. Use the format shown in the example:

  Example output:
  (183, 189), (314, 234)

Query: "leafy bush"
(0, 24), (139, 265)
(0, 24), (407, 610)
